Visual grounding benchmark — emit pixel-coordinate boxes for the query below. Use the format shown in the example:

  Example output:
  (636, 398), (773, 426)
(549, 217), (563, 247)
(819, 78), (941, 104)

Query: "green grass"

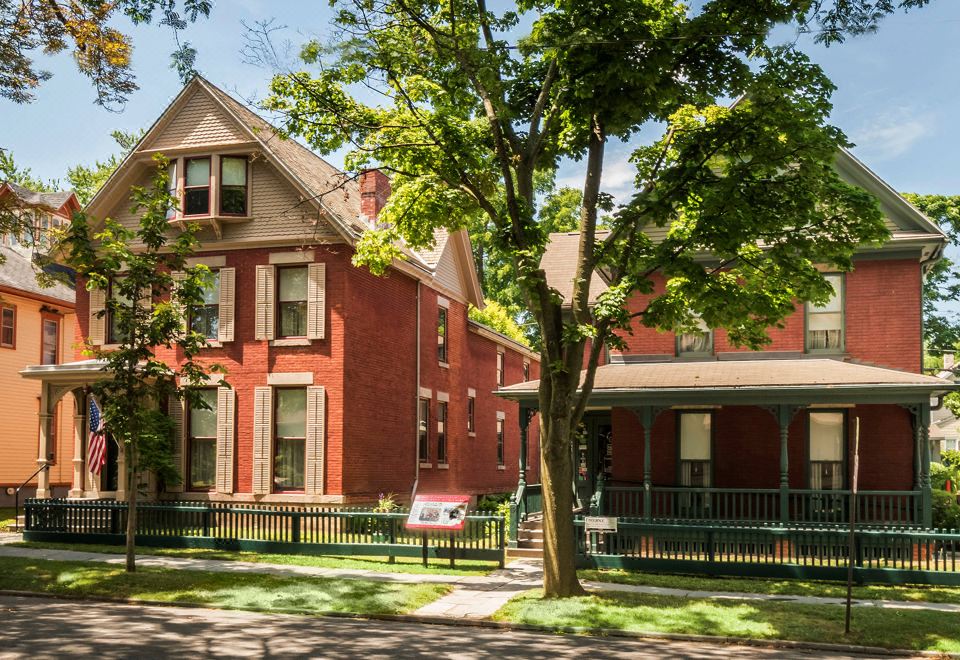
(12, 541), (499, 576)
(0, 556), (448, 616)
(494, 590), (960, 653)
(579, 568), (960, 604)
(0, 508), (16, 530)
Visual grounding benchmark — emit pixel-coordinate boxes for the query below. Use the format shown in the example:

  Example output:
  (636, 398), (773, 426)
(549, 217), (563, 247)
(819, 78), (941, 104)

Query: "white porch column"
(115, 441), (127, 501)
(36, 383), (53, 498)
(70, 393), (86, 498)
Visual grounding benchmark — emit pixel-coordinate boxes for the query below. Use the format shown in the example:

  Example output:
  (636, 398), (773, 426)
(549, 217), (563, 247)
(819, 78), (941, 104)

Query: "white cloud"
(849, 108), (936, 162)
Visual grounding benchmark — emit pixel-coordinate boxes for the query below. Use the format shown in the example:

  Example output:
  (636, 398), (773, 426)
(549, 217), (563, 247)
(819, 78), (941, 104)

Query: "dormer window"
(184, 157), (211, 216)
(220, 157), (248, 215)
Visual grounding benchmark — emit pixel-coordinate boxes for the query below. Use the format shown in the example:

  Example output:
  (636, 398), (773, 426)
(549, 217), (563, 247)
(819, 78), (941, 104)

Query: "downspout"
(411, 280), (421, 501)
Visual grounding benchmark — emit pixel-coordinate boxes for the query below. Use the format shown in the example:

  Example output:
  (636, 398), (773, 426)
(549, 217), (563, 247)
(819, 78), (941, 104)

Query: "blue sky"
(2, 1), (959, 202)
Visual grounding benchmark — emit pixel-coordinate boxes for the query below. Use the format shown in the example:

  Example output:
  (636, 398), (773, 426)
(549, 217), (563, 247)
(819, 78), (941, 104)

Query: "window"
(220, 157), (248, 215)
(496, 352), (505, 387)
(184, 157), (211, 216)
(809, 411), (845, 490)
(496, 417), (505, 466)
(523, 362), (530, 382)
(41, 318), (58, 364)
(277, 266), (308, 338)
(677, 318), (713, 356)
(166, 160), (178, 219)
(274, 388), (306, 492)
(467, 396), (476, 433)
(437, 401), (448, 463)
(437, 306), (448, 363)
(188, 389), (217, 491)
(418, 398), (430, 463)
(107, 276), (132, 345)
(807, 273), (843, 352)
(190, 270), (220, 340)
(1, 306), (15, 348)
(679, 412), (711, 487)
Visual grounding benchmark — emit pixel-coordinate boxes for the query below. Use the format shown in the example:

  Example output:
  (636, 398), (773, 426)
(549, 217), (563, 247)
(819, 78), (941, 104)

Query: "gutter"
(411, 281), (421, 501)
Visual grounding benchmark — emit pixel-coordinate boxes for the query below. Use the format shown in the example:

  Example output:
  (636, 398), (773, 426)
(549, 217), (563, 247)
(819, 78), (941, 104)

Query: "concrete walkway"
(3, 534), (958, 618)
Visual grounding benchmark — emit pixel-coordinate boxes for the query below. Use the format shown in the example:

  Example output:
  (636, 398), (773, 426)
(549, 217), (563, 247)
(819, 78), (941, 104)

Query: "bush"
(942, 449), (960, 469)
(932, 489), (960, 530)
(475, 492), (511, 513)
(931, 463), (952, 491)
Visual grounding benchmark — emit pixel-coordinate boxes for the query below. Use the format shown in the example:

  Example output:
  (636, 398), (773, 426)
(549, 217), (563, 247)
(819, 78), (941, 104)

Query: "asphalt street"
(0, 595), (906, 659)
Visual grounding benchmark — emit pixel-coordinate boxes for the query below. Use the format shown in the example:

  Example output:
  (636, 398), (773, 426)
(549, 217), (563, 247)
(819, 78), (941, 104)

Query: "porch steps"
(507, 518), (544, 560)
(4, 515), (25, 533)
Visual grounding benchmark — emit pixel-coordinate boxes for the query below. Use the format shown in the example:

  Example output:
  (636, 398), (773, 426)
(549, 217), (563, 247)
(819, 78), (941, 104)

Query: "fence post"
(422, 531), (428, 567)
(497, 516), (506, 569)
(449, 532), (456, 569)
(291, 512), (301, 543)
(202, 506), (212, 538)
(110, 504), (119, 535)
(707, 528), (715, 563)
(388, 516), (396, 564)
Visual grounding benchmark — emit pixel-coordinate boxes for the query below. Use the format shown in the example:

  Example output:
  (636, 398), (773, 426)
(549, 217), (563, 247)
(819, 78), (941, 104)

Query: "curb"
(1, 589), (950, 658)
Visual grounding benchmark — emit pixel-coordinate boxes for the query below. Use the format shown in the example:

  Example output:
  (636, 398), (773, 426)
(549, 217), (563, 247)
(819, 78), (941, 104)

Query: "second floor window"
(496, 417), (505, 466)
(220, 157), (248, 215)
(191, 270), (220, 340)
(807, 273), (844, 352)
(679, 412), (712, 487)
(497, 352), (505, 387)
(677, 318), (713, 357)
(523, 362), (530, 382)
(274, 388), (306, 492)
(467, 396), (475, 433)
(184, 157), (211, 216)
(188, 389), (217, 491)
(0, 305), (15, 348)
(437, 306), (448, 363)
(108, 276), (131, 345)
(41, 318), (59, 364)
(418, 398), (430, 462)
(437, 401), (448, 463)
(278, 266), (308, 337)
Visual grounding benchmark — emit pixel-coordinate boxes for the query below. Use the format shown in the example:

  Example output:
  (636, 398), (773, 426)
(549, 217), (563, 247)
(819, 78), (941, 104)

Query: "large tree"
(1, 0), (211, 107)
(264, 0), (924, 596)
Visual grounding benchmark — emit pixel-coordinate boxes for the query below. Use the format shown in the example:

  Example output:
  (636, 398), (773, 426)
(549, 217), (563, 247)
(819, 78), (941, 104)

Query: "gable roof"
(0, 246), (75, 305)
(0, 182), (78, 217)
(541, 231), (610, 306)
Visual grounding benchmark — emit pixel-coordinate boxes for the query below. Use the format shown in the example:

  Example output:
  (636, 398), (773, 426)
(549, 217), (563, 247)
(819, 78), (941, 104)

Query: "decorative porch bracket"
(629, 406), (668, 521)
(760, 404), (802, 524)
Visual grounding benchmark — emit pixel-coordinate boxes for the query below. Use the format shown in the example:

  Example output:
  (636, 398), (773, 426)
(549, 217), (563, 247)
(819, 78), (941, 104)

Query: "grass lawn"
(494, 590), (960, 653)
(12, 541), (499, 576)
(0, 556), (448, 616)
(579, 569), (960, 605)
(0, 508), (16, 530)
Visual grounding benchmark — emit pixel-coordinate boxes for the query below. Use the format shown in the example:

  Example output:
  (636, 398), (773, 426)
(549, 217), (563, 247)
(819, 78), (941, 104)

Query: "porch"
(501, 359), (957, 537)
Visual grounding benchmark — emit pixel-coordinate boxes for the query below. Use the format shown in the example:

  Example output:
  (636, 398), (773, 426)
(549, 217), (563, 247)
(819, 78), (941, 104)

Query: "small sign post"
(406, 494), (471, 567)
(845, 416), (860, 635)
(584, 516), (618, 553)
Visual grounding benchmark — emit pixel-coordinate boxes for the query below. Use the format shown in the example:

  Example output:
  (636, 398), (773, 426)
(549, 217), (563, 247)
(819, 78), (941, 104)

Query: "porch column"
(115, 440), (127, 501)
(35, 383), (53, 498)
(918, 401), (932, 528)
(518, 406), (532, 486)
(777, 405), (792, 524)
(641, 406), (654, 521)
(69, 392), (86, 498)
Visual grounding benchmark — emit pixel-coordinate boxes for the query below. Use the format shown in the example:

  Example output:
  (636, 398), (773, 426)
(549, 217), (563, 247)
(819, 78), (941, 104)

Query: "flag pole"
(845, 416), (860, 635)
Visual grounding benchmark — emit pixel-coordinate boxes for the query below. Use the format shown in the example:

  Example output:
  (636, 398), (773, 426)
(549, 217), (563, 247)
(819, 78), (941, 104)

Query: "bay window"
(809, 411), (845, 490)
(679, 412), (712, 487)
(274, 388), (306, 492)
(220, 156), (248, 215)
(184, 157), (211, 216)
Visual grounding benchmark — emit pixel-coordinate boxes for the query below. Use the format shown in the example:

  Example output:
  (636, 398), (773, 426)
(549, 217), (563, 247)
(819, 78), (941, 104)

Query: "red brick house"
(22, 76), (539, 505)
(500, 150), (956, 529)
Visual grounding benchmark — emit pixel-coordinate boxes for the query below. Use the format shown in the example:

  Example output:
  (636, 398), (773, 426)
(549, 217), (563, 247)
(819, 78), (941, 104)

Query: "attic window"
(220, 157), (248, 215)
(184, 157), (211, 216)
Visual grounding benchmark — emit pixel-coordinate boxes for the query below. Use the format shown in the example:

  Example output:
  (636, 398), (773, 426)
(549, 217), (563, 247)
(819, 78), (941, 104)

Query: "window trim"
(806, 409), (848, 490)
(676, 410), (714, 487)
(40, 313), (60, 364)
(437, 306), (448, 364)
(272, 386), (307, 494)
(183, 156), (212, 217)
(805, 272), (845, 354)
(186, 388), (217, 493)
(0, 304), (16, 349)
(218, 155), (249, 217)
(275, 264), (309, 339)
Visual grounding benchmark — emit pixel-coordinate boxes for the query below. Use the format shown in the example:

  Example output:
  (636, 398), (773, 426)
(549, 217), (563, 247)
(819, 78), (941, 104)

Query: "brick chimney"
(360, 169), (391, 224)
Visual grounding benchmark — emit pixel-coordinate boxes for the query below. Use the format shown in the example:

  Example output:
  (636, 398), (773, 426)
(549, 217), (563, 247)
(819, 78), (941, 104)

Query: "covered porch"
(501, 359), (957, 533)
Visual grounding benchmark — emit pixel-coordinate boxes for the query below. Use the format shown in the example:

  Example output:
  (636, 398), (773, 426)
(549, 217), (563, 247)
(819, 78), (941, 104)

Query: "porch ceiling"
(496, 358), (958, 406)
(20, 359), (110, 385)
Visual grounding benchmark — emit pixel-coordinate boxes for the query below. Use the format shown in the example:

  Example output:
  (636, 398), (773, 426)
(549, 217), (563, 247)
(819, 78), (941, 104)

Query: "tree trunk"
(540, 394), (586, 598)
(125, 443), (137, 572)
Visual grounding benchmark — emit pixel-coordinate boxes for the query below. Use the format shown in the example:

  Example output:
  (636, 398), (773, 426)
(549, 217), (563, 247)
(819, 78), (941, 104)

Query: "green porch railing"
(576, 518), (960, 585)
(598, 486), (922, 527)
(508, 482), (543, 544)
(24, 499), (506, 567)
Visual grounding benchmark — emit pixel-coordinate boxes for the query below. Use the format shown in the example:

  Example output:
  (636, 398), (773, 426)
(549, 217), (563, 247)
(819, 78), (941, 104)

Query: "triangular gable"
(430, 229), (484, 308)
(140, 88), (248, 151)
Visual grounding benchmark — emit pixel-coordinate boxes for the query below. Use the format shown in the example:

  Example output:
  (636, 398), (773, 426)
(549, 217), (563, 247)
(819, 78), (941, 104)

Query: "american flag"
(87, 398), (107, 475)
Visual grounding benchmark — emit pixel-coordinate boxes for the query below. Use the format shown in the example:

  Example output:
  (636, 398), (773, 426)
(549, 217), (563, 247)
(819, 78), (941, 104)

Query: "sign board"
(584, 516), (618, 533)
(406, 494), (471, 531)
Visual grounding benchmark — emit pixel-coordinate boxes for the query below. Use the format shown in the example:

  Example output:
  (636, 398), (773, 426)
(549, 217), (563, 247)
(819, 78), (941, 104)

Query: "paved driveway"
(0, 595), (903, 659)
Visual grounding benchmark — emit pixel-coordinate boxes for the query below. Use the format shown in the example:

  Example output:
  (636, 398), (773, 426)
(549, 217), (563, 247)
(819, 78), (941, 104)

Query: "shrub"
(475, 492), (511, 513)
(932, 489), (960, 530)
(942, 449), (960, 470)
(931, 463), (952, 491)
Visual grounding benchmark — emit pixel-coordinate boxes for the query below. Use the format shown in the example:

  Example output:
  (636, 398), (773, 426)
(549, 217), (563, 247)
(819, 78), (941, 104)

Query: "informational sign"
(584, 516), (618, 533)
(406, 494), (471, 531)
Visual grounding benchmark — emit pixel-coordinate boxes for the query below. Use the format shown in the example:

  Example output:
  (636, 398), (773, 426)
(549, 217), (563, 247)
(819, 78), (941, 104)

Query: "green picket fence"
(576, 517), (960, 585)
(23, 499), (506, 567)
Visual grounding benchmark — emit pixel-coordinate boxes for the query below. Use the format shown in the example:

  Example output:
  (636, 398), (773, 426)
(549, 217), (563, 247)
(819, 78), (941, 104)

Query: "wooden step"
(507, 547), (544, 559)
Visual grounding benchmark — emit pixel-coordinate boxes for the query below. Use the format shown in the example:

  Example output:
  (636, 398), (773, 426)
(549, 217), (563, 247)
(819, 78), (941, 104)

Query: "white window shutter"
(167, 396), (185, 493)
(255, 265), (275, 341)
(216, 386), (235, 494)
(252, 386), (272, 494)
(218, 267), (236, 343)
(305, 386), (325, 495)
(170, 271), (187, 338)
(89, 288), (106, 346)
(307, 263), (326, 340)
(139, 286), (152, 314)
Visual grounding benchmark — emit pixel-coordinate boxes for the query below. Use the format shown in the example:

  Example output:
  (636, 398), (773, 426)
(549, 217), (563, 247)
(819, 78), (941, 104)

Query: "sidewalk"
(3, 534), (959, 618)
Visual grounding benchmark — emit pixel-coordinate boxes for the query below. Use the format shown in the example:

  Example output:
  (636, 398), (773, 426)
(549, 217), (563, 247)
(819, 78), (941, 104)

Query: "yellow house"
(0, 183), (78, 503)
